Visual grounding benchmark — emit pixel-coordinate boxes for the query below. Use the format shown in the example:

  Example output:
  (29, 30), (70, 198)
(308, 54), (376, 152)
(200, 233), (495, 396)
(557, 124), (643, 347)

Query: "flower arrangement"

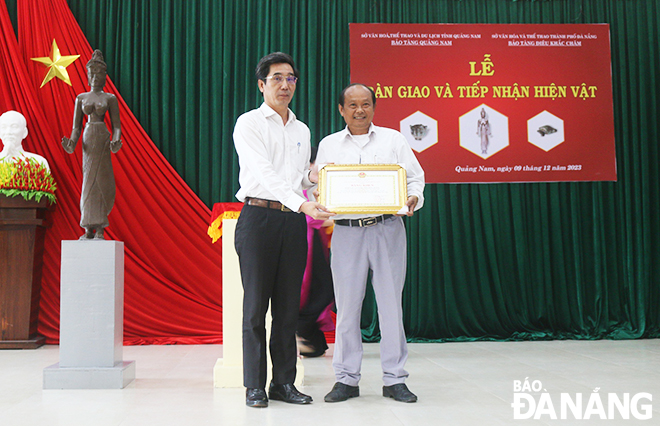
(0, 157), (56, 204)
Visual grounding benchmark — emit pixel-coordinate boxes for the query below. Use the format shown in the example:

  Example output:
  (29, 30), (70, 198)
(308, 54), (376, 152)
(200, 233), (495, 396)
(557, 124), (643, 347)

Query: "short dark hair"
(255, 52), (299, 81)
(338, 83), (377, 108)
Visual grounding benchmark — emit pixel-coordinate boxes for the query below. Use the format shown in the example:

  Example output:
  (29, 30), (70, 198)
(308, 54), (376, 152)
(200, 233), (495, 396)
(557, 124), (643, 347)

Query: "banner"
(350, 24), (616, 183)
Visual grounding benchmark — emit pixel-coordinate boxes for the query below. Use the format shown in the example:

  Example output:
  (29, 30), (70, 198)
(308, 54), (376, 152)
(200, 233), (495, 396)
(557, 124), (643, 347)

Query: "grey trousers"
(330, 216), (409, 386)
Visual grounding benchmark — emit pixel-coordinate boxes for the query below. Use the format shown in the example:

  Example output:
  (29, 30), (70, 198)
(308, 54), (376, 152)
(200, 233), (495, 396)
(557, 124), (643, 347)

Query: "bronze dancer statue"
(62, 50), (121, 240)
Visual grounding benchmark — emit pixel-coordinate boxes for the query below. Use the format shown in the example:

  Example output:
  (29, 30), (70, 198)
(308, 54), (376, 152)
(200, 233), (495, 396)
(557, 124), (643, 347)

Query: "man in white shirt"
(233, 52), (333, 408)
(317, 83), (425, 404)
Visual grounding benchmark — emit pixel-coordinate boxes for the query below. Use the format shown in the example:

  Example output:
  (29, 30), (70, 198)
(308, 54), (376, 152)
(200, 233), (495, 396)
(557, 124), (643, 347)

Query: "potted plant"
(0, 157), (56, 204)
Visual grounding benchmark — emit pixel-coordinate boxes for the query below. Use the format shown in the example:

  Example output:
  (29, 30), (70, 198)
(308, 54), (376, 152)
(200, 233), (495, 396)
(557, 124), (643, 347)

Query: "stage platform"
(1, 340), (659, 425)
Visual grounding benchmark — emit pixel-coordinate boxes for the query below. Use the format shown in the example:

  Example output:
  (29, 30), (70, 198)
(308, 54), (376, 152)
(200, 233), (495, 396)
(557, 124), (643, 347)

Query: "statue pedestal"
(43, 241), (135, 389)
(0, 195), (49, 349)
(213, 219), (304, 387)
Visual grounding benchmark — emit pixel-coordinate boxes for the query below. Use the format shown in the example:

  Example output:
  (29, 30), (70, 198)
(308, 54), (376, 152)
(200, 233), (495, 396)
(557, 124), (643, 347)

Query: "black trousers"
(234, 204), (307, 389)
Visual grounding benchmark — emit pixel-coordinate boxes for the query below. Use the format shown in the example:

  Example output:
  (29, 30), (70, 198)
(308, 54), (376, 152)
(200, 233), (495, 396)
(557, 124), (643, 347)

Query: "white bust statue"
(0, 110), (50, 170)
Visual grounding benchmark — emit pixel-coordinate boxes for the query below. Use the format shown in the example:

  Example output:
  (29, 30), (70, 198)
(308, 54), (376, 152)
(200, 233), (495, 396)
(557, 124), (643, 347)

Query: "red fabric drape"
(0, 0), (224, 345)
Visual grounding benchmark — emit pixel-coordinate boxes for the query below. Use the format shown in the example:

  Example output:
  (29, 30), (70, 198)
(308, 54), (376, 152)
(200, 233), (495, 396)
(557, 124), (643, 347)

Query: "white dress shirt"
(233, 103), (314, 212)
(317, 123), (425, 220)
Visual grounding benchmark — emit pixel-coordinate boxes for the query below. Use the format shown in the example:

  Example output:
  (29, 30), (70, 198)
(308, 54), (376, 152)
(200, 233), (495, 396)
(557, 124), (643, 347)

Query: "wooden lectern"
(0, 194), (49, 349)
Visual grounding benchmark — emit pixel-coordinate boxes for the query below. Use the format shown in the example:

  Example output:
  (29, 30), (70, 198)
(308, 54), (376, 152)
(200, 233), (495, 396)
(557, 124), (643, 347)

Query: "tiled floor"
(1, 340), (658, 425)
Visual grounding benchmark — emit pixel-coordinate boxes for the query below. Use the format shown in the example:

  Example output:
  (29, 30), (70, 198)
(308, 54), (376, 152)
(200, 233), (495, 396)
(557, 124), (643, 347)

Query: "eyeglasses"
(263, 75), (298, 85)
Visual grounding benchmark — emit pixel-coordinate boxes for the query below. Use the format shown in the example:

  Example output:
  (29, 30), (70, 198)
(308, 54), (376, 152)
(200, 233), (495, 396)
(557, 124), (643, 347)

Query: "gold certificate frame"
(318, 164), (407, 214)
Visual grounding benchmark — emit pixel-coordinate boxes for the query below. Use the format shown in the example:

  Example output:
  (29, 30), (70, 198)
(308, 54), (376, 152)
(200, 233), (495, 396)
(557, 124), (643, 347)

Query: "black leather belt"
(334, 215), (393, 227)
(245, 197), (292, 212)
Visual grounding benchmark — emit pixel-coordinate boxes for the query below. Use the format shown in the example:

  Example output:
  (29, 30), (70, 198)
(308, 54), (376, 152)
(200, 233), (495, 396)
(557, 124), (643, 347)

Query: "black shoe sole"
(324, 389), (359, 402)
(269, 393), (312, 404)
(324, 395), (358, 403)
(300, 350), (326, 358)
(382, 389), (417, 403)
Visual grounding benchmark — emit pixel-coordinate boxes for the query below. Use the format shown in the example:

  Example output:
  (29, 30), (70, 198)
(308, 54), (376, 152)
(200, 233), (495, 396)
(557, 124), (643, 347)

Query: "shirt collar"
(259, 102), (296, 125)
(341, 123), (376, 140)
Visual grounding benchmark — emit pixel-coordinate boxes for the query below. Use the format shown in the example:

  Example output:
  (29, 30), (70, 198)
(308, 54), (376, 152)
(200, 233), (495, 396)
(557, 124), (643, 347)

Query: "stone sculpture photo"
(476, 107), (492, 155)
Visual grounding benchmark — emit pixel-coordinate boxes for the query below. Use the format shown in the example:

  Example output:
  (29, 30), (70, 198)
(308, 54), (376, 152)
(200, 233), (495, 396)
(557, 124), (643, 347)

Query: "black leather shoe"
(324, 382), (359, 402)
(268, 383), (312, 404)
(246, 388), (268, 407)
(383, 383), (417, 403)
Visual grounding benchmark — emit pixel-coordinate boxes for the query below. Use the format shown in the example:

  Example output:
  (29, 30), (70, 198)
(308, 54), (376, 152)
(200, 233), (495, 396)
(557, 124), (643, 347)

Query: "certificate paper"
(318, 164), (407, 214)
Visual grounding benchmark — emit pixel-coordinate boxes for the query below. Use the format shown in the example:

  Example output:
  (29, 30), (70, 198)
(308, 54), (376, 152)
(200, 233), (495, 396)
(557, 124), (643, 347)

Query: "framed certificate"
(318, 164), (407, 214)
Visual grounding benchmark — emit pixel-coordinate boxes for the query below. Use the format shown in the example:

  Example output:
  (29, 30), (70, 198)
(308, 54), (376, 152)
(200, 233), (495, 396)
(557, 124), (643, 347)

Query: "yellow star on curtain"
(30, 39), (80, 88)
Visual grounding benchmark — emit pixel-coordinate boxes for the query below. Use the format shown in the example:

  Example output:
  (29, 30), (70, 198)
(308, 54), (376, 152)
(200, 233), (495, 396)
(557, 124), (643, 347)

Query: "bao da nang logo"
(511, 378), (653, 420)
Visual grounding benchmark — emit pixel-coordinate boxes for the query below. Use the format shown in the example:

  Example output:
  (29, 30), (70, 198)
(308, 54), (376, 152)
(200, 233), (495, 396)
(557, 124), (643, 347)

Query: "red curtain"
(0, 0), (224, 344)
